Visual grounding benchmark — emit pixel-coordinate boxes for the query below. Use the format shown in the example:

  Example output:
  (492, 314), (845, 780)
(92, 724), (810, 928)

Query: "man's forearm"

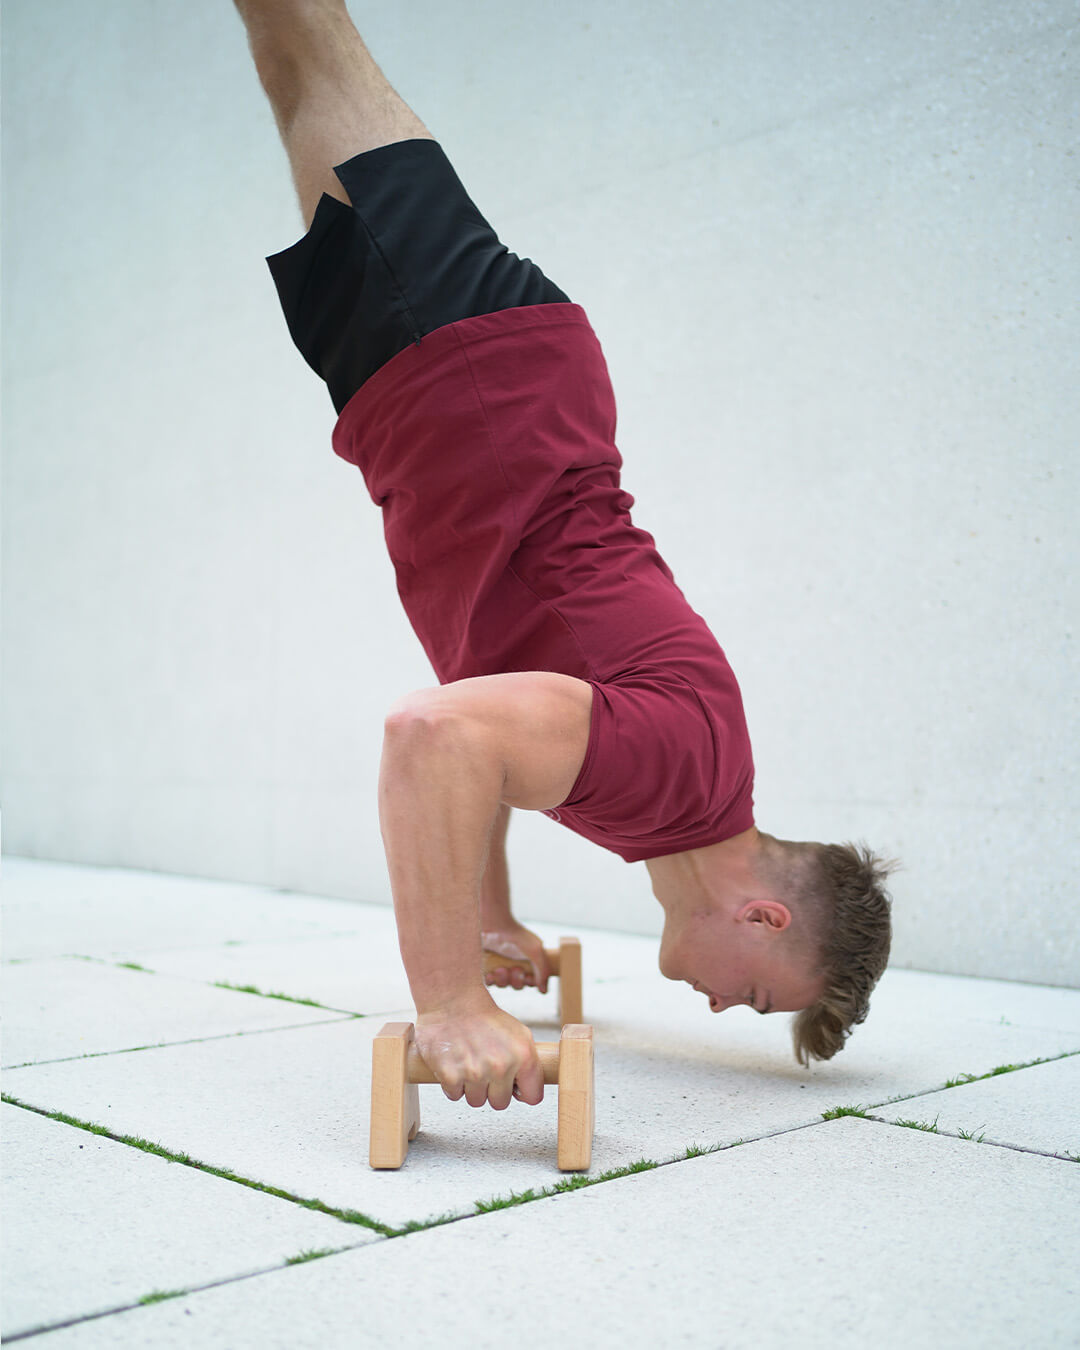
(378, 708), (505, 1014)
(479, 803), (512, 926)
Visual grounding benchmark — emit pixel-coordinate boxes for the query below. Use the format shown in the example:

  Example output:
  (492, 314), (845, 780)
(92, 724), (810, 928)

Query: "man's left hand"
(481, 921), (552, 994)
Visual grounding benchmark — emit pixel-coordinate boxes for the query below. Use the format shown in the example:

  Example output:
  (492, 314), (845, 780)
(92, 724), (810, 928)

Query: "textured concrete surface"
(1, 957), (346, 1068)
(873, 1052), (1080, 1160)
(9, 970), (1078, 1232)
(25, 1119), (1080, 1350)
(4, 859), (1079, 1347)
(1, 858), (371, 960)
(1, 1104), (369, 1340)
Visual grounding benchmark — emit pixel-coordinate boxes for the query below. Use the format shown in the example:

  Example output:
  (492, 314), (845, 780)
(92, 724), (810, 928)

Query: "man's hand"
(482, 921), (552, 994)
(415, 995), (544, 1110)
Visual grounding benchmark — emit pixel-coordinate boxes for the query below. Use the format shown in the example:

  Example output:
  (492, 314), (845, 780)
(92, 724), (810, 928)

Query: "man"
(234, 0), (894, 1113)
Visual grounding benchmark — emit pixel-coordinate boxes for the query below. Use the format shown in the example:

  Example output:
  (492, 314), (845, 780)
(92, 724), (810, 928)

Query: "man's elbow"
(382, 691), (492, 762)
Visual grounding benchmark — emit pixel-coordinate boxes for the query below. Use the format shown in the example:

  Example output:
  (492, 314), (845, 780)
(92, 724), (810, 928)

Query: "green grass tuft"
(551, 1173), (593, 1194)
(139, 1290), (186, 1306)
(934, 1051), (1079, 1098)
(464, 1156), (661, 1226)
(213, 980), (328, 1009)
(822, 1105), (869, 1120)
(893, 1116), (940, 1133)
(116, 961), (151, 973)
(956, 1126), (987, 1142)
(475, 1187), (538, 1213)
(394, 1210), (461, 1235)
(285, 1248), (339, 1266)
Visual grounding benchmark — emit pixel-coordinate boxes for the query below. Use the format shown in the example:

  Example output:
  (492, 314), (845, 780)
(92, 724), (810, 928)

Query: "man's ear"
(736, 900), (791, 931)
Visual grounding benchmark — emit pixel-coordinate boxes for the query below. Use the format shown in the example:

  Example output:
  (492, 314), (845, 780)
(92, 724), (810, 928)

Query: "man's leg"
(234, 0), (434, 226)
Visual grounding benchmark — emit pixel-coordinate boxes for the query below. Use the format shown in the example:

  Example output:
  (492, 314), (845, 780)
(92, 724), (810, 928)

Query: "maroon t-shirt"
(332, 303), (754, 862)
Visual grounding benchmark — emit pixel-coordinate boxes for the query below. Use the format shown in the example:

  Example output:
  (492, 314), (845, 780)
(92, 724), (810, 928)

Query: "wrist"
(415, 984), (496, 1020)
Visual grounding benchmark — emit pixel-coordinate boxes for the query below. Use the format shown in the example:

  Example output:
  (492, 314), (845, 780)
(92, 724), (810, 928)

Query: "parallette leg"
(369, 1023), (421, 1169)
(557, 1023), (594, 1171)
(556, 936), (584, 1026)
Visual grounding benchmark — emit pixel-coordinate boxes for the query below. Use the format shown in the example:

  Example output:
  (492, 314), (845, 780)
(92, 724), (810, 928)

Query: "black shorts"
(266, 139), (570, 413)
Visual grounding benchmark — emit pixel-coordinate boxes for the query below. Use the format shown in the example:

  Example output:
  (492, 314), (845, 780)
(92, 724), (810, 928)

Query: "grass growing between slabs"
(2, 1094), (742, 1249)
(212, 980), (332, 1010)
(42, 952), (356, 1016)
(0, 1094), (395, 1237)
(284, 1248), (346, 1266)
(819, 1051), (1080, 1160)
(892, 1116), (941, 1133)
(820, 1048), (1080, 1125)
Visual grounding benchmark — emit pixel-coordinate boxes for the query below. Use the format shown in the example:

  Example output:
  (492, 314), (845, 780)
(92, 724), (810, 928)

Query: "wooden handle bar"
(406, 1042), (562, 1085)
(482, 947), (560, 976)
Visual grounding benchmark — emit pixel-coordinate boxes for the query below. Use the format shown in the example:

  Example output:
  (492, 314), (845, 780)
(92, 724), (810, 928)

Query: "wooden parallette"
(482, 934), (583, 1025)
(369, 1022), (595, 1172)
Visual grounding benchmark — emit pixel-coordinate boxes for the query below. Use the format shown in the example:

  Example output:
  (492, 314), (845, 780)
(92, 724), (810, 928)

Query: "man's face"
(659, 908), (824, 1015)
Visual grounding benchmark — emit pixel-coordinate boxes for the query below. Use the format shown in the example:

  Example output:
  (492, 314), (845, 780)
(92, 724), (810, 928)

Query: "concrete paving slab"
(1, 1103), (372, 1340)
(1, 857), (376, 960)
(3, 1018), (588, 1231)
(873, 1052), (1080, 1160)
(30, 1119), (1080, 1350)
(1, 957), (346, 1068)
(583, 964), (1080, 1107)
(113, 919), (660, 1020)
(6, 960), (1078, 1231)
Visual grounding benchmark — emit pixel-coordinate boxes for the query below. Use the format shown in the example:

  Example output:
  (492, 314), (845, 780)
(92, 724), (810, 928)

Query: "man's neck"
(646, 826), (764, 922)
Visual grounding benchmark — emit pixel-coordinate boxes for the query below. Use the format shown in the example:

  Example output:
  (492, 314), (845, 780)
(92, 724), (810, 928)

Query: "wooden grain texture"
(557, 1023), (594, 1172)
(369, 1022), (421, 1169)
(407, 1041), (562, 1085)
(556, 936), (584, 1026)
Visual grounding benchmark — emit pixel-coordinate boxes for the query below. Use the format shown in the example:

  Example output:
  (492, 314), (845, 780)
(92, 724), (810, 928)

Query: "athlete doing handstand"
(233, 0), (894, 1112)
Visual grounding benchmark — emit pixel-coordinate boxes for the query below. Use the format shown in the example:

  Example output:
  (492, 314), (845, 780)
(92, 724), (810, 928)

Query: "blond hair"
(763, 837), (895, 1064)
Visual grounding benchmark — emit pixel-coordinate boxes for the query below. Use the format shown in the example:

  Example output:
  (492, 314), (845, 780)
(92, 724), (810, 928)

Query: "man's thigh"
(267, 139), (570, 413)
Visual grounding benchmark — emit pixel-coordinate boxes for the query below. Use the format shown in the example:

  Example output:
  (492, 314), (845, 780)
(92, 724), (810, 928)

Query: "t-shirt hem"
(609, 798), (757, 864)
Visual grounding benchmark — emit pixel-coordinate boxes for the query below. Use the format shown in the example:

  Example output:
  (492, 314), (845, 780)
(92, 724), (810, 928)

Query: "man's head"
(650, 829), (894, 1063)
(755, 834), (895, 1063)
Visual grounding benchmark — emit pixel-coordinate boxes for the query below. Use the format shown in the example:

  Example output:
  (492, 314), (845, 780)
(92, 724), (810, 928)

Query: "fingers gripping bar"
(369, 1022), (595, 1171)
(483, 934), (584, 1024)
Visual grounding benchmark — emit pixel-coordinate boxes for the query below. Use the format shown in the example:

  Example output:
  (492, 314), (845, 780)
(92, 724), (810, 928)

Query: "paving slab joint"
(2, 1011), (360, 1072)
(210, 978), (359, 1014)
(0, 1094), (396, 1237)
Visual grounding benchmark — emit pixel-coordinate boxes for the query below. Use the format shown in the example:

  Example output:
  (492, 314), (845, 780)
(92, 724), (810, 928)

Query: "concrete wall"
(3, 0), (1077, 985)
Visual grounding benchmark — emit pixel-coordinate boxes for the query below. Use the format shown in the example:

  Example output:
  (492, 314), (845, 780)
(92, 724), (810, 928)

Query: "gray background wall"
(2, 0), (1077, 986)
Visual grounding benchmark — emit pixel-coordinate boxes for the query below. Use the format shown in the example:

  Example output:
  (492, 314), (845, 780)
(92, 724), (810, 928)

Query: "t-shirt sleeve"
(560, 676), (726, 840)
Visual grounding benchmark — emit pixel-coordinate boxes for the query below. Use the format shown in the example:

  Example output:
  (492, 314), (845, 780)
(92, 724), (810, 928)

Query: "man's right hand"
(415, 997), (544, 1111)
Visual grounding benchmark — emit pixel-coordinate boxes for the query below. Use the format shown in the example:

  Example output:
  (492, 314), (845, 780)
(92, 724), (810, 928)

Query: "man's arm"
(378, 671), (592, 1110)
(480, 804), (553, 993)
